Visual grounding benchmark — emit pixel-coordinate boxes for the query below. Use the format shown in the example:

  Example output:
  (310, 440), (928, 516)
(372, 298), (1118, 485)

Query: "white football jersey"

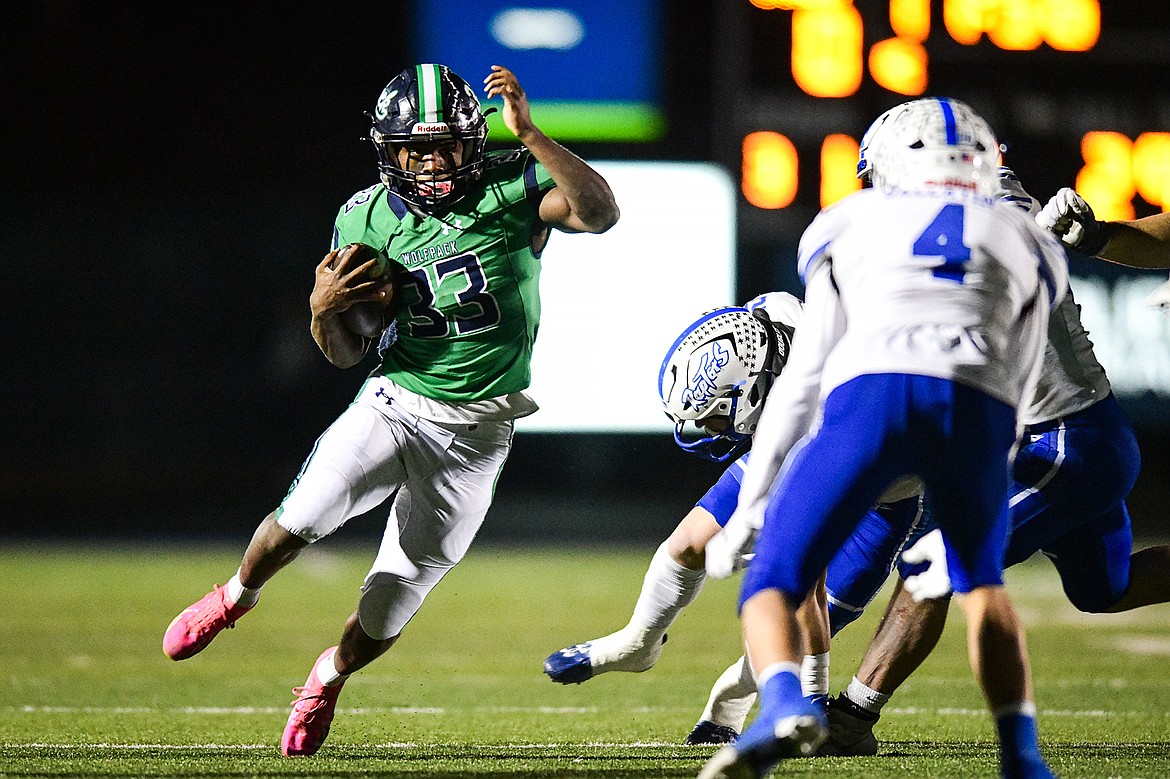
(794, 188), (1069, 411)
(1022, 288), (1111, 426)
(731, 188), (1069, 526)
(744, 291), (804, 332)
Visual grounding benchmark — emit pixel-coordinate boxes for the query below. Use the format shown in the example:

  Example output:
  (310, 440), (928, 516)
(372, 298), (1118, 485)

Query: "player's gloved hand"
(1037, 188), (1109, 255)
(1146, 276), (1170, 313)
(901, 529), (952, 601)
(706, 507), (762, 579)
(993, 167), (1040, 216)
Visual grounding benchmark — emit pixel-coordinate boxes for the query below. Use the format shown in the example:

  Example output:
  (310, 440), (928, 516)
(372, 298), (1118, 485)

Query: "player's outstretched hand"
(901, 529), (952, 601)
(484, 65), (536, 140)
(1037, 188), (1107, 255)
(1146, 276), (1170, 313)
(706, 511), (760, 579)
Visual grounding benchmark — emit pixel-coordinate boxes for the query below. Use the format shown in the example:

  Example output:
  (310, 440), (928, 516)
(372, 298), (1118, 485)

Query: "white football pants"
(275, 380), (514, 639)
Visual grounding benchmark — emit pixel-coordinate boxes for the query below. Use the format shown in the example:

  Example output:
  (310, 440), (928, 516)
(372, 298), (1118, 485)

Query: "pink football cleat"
(281, 647), (346, 757)
(162, 584), (253, 661)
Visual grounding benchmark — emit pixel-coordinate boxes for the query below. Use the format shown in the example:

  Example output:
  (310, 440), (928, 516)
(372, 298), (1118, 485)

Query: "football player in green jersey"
(162, 63), (618, 756)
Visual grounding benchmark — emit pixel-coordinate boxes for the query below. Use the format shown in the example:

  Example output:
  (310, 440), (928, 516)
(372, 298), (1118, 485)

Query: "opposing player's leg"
(820, 576), (950, 756)
(686, 655), (757, 745)
(923, 381), (1053, 779)
(1006, 397), (1170, 613)
(824, 496), (924, 635)
(163, 402), (403, 661)
(545, 456), (749, 684)
(701, 377), (913, 778)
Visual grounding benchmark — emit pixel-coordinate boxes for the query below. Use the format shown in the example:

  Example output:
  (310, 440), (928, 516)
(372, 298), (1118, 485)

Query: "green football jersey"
(333, 150), (555, 402)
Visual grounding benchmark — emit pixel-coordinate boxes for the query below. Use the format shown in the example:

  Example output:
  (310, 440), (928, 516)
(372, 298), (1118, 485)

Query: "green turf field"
(2, 542), (1168, 778)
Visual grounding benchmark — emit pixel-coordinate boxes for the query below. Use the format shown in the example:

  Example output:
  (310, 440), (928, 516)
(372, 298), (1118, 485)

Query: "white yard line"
(3, 741), (682, 750)
(9, 705), (1157, 717)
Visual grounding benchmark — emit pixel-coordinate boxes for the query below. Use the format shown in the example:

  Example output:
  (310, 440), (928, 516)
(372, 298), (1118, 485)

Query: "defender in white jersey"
(542, 292), (925, 745)
(819, 168), (1170, 757)
(699, 99), (1065, 779)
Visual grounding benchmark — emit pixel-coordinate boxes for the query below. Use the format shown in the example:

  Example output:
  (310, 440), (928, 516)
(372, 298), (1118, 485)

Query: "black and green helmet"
(368, 63), (489, 211)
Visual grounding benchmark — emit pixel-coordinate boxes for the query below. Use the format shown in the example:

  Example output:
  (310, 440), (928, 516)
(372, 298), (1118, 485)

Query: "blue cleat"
(698, 675), (827, 779)
(543, 643), (595, 684)
(543, 631), (667, 684)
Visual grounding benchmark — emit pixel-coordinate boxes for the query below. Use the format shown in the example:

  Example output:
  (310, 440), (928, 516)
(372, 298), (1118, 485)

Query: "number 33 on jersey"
(333, 149), (555, 402)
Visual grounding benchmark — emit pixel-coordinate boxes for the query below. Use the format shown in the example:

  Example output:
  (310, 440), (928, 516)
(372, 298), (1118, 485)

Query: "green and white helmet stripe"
(416, 63), (444, 125)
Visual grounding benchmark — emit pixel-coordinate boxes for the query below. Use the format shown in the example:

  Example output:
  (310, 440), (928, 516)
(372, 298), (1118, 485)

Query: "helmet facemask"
(369, 64), (490, 212)
(866, 98), (1000, 197)
(658, 308), (781, 463)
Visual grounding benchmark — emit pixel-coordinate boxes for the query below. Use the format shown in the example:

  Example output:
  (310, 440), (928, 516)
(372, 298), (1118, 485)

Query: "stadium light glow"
(868, 37), (928, 95)
(820, 134), (862, 207)
(742, 131), (799, 209)
(1041, 0), (1100, 51)
(1076, 132), (1136, 222)
(1132, 133), (1170, 210)
(890, 0), (930, 41)
(943, 0), (1099, 51)
(791, 5), (863, 97)
(987, 0), (1043, 50)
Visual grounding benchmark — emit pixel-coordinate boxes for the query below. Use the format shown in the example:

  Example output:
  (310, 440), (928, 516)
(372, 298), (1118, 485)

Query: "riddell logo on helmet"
(413, 122), (451, 134)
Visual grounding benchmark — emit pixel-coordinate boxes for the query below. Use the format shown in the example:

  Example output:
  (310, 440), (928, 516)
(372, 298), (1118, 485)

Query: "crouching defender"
(543, 293), (926, 744)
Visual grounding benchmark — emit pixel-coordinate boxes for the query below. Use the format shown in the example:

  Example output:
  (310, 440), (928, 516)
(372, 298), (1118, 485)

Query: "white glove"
(706, 508), (762, 579)
(901, 528), (952, 601)
(1037, 188), (1107, 255)
(1146, 276), (1170, 312)
(993, 167), (1040, 216)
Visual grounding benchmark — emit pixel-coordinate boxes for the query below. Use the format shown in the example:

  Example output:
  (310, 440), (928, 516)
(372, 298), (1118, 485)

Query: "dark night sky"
(5, 2), (1169, 540)
(4, 3), (724, 539)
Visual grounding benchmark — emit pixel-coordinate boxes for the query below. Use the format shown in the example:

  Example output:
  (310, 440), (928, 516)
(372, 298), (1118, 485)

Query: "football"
(335, 243), (398, 339)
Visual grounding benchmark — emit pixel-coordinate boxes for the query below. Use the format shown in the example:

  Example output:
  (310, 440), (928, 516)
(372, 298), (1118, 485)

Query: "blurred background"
(6, 0), (1169, 545)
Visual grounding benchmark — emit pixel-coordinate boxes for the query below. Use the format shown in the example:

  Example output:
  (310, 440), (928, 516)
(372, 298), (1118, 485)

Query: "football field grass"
(2, 541), (1168, 778)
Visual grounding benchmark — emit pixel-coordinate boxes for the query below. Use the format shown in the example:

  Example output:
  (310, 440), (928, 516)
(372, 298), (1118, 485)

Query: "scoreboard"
(723, 0), (1170, 412)
(732, 0), (1168, 222)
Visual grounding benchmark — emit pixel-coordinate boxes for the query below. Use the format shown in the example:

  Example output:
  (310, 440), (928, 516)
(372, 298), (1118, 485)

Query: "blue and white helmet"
(658, 306), (789, 463)
(857, 101), (916, 182)
(866, 97), (999, 196)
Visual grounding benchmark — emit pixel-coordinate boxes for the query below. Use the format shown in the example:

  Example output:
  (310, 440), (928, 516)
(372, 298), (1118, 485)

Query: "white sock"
(314, 648), (349, 687)
(846, 676), (890, 714)
(801, 652), (830, 697)
(584, 543), (705, 672)
(629, 541), (707, 637)
(993, 700), (1037, 719)
(756, 660), (802, 689)
(226, 570), (262, 608)
(701, 655), (758, 731)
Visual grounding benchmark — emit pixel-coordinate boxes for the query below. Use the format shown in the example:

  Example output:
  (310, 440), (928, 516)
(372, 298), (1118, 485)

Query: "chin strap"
(673, 422), (752, 464)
